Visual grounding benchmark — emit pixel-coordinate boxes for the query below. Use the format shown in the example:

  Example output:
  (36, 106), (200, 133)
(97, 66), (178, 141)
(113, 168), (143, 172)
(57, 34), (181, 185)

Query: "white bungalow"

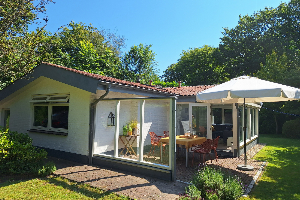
(0, 63), (260, 181)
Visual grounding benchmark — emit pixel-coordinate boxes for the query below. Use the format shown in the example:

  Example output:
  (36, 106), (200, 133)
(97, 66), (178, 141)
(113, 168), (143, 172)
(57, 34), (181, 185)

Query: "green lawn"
(242, 134), (300, 200)
(0, 175), (130, 200)
(1, 134), (299, 200)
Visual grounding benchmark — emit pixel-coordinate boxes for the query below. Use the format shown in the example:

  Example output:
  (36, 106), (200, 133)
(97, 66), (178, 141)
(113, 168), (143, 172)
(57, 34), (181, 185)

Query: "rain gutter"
(88, 84), (111, 164)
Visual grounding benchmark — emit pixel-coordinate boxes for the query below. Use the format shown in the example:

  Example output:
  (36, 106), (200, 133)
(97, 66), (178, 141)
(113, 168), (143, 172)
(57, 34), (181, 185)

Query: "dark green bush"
(0, 128), (56, 176)
(183, 166), (244, 200)
(282, 118), (300, 139)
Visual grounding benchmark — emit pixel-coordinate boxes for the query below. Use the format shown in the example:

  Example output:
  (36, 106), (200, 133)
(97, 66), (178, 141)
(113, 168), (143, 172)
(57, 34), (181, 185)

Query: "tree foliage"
(42, 22), (125, 77)
(121, 44), (159, 83)
(0, 1), (127, 88)
(163, 45), (226, 85)
(163, 1), (300, 86)
(152, 80), (186, 88)
(220, 0), (300, 78)
(0, 0), (53, 89)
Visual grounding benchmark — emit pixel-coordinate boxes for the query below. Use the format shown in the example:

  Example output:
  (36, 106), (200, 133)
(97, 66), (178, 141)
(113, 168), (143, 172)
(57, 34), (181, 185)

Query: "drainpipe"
(88, 84), (110, 165)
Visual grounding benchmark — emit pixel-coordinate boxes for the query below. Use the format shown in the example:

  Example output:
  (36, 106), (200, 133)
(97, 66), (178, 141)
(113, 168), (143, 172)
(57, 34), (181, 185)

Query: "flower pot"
(132, 128), (137, 135)
(128, 131), (132, 136)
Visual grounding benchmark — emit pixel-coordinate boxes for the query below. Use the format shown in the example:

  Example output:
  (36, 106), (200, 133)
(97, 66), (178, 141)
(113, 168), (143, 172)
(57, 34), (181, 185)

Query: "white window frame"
(31, 94), (69, 134)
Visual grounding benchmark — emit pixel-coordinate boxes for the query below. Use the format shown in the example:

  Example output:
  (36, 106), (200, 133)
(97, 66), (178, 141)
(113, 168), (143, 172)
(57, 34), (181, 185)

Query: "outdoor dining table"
(160, 135), (207, 167)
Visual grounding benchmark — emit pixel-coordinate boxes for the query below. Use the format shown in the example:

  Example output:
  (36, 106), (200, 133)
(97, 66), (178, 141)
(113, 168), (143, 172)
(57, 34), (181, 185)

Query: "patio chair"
(198, 126), (206, 137)
(192, 139), (213, 165)
(148, 132), (165, 157)
(212, 136), (220, 161)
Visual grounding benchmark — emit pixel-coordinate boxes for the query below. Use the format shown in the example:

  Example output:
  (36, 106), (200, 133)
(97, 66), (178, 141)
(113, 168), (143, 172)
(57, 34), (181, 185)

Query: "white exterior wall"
(0, 77), (91, 156)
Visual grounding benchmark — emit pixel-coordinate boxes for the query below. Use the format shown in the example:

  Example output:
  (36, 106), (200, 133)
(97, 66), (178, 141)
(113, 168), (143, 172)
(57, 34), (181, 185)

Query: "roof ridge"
(41, 62), (215, 96)
(41, 62), (170, 92)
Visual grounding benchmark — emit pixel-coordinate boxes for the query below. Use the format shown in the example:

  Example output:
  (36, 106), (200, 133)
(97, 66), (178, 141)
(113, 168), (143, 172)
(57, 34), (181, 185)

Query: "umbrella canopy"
(196, 76), (300, 103)
(196, 75), (300, 169)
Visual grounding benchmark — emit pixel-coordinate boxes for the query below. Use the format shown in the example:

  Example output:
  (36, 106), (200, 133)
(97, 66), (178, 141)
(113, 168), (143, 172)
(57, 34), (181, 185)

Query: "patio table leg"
(160, 143), (163, 162)
(186, 147), (188, 167)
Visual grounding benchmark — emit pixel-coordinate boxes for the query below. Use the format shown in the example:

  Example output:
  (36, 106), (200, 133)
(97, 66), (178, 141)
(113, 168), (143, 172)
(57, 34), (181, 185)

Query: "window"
(30, 94), (69, 135)
(51, 106), (68, 129)
(224, 109), (233, 124)
(212, 108), (222, 124)
(33, 106), (48, 127)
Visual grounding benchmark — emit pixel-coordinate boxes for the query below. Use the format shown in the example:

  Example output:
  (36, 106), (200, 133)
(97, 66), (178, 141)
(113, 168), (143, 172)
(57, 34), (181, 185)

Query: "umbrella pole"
(237, 98), (254, 171)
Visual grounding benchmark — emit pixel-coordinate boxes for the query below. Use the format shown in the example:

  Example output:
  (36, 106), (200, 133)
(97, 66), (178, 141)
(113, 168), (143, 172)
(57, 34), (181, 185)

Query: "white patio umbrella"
(196, 76), (300, 170)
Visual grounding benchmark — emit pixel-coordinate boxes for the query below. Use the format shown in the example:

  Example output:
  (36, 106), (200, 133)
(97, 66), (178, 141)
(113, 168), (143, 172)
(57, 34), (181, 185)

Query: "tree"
(42, 22), (125, 77)
(257, 50), (300, 135)
(256, 51), (290, 83)
(152, 80), (186, 87)
(219, 0), (300, 78)
(163, 45), (226, 85)
(121, 44), (159, 83)
(0, 0), (53, 89)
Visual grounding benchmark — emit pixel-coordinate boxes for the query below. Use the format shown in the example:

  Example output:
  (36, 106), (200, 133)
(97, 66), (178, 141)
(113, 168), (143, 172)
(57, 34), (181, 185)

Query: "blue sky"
(40, 0), (289, 76)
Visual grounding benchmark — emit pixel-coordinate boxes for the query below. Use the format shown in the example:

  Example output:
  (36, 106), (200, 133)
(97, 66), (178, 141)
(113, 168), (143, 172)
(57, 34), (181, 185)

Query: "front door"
(189, 103), (211, 139)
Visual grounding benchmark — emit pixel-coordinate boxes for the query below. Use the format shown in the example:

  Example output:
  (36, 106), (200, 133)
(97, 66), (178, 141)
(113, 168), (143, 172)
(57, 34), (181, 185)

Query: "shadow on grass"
(0, 174), (37, 186)
(0, 174), (130, 199)
(47, 175), (130, 199)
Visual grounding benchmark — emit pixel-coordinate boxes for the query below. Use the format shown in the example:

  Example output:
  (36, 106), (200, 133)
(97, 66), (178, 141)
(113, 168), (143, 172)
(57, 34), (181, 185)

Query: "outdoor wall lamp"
(107, 112), (115, 126)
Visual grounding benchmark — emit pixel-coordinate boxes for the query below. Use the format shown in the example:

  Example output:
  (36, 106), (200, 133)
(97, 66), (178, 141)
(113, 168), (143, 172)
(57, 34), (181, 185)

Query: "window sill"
(28, 129), (68, 136)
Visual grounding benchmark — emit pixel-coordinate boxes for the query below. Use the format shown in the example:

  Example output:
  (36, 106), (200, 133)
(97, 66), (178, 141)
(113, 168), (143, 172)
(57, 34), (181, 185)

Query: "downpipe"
(88, 84), (110, 165)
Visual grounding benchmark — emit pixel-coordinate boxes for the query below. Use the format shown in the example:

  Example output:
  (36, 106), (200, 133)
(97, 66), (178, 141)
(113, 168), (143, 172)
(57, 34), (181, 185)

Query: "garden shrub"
(282, 118), (300, 139)
(0, 128), (56, 176)
(183, 166), (244, 200)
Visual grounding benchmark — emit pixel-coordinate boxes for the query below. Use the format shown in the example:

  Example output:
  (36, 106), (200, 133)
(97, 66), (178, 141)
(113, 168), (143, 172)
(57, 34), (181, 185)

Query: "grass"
(0, 175), (130, 200)
(241, 134), (300, 200)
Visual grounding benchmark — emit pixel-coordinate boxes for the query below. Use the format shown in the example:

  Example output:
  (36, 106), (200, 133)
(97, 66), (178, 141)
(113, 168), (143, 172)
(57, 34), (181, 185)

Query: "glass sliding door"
(189, 103), (211, 138)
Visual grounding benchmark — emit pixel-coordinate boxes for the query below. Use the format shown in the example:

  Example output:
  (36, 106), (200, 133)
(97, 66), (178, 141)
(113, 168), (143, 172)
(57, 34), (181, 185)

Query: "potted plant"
(128, 125), (132, 135)
(129, 120), (138, 135)
(122, 125), (128, 136)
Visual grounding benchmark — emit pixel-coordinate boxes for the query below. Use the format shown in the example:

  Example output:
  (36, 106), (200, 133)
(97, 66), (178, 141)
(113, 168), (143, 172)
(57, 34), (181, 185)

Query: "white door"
(189, 103), (212, 139)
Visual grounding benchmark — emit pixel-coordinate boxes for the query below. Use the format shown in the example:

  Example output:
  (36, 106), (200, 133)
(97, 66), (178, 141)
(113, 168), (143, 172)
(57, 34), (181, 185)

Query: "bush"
(182, 166), (244, 200)
(0, 128), (56, 176)
(282, 118), (300, 139)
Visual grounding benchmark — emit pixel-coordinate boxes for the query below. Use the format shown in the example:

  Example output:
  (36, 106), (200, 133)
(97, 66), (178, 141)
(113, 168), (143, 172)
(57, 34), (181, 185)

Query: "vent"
(31, 94), (70, 103)
(31, 96), (48, 102)
(47, 95), (69, 102)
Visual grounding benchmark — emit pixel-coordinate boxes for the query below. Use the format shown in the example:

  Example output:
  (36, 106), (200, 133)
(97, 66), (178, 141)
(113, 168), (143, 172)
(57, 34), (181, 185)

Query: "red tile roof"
(163, 85), (215, 96)
(42, 62), (215, 96)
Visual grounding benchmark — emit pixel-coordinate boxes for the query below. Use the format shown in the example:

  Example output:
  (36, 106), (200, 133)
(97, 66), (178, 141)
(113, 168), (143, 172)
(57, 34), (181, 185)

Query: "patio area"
(50, 143), (266, 199)
(176, 143), (266, 185)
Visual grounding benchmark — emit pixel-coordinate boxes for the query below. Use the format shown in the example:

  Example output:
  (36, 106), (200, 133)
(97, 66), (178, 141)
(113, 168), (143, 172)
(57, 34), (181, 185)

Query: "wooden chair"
(198, 126), (207, 137)
(212, 136), (220, 161)
(163, 131), (169, 138)
(192, 139), (213, 165)
(148, 132), (165, 156)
